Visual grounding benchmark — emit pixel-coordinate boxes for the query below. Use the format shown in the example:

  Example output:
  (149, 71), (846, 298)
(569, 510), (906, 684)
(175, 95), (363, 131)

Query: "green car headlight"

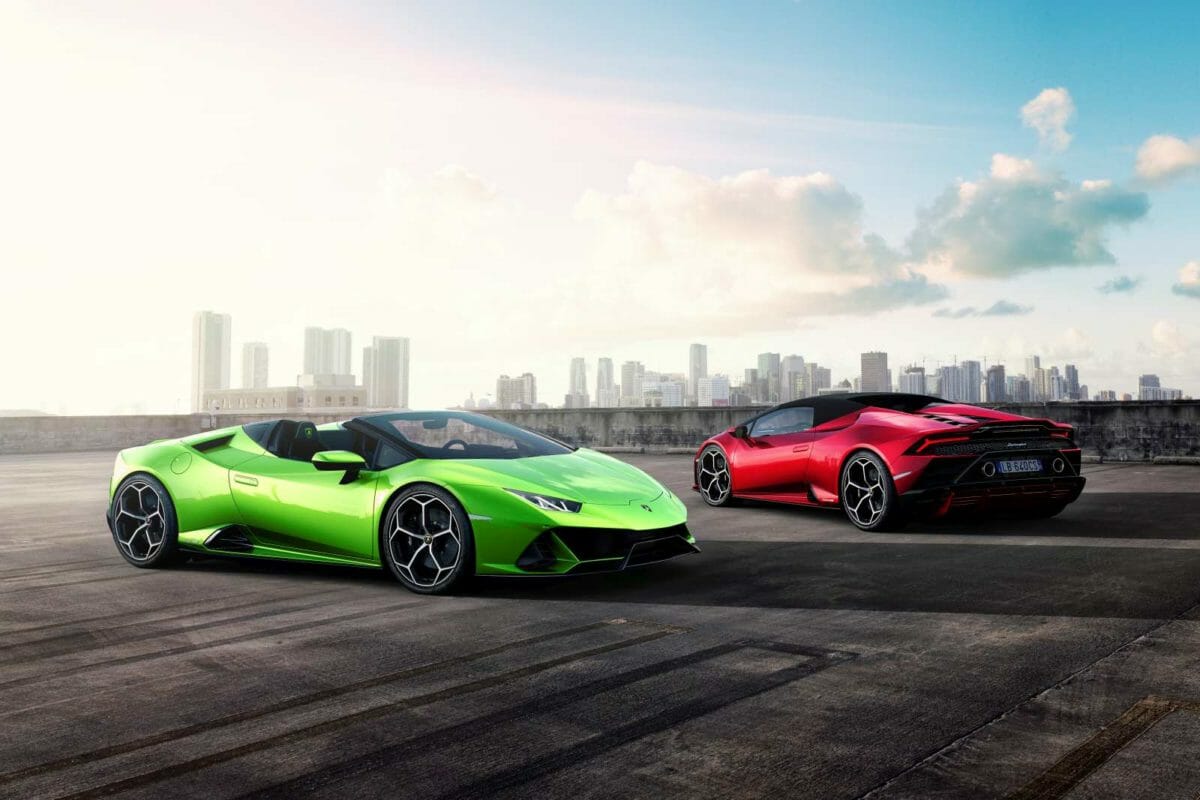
(506, 489), (582, 513)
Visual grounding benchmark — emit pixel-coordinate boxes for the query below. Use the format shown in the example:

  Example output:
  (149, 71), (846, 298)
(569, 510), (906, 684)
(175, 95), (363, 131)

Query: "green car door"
(229, 453), (380, 564)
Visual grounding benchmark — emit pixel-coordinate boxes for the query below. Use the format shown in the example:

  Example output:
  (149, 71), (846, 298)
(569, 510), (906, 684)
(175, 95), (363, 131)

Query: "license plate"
(997, 458), (1042, 474)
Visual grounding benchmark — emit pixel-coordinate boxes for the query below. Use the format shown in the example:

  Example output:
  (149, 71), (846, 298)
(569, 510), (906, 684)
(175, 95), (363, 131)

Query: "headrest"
(293, 422), (319, 445)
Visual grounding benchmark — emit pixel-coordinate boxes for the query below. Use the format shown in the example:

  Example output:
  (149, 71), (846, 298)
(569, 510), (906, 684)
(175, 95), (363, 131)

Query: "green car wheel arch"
(107, 411), (697, 594)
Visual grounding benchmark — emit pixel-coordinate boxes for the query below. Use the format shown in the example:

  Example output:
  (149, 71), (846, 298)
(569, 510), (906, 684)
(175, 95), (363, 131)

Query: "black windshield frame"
(351, 411), (575, 461)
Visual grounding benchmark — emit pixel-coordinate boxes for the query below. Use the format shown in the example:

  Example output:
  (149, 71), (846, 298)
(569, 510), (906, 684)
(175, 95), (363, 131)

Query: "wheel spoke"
(386, 493), (463, 588)
(113, 481), (168, 560)
(844, 457), (888, 528)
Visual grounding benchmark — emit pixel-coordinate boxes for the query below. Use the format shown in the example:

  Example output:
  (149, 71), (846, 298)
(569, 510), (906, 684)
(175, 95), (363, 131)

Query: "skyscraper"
(937, 364), (966, 401)
(566, 357), (589, 408)
(986, 364), (1007, 402)
(860, 351), (889, 392)
(781, 355), (806, 402)
(191, 311), (231, 411)
(620, 361), (644, 406)
(805, 363), (831, 394)
(1065, 364), (1080, 400)
(962, 360), (982, 403)
(898, 365), (926, 395)
(496, 373), (537, 408)
(697, 375), (730, 407)
(364, 336), (410, 409)
(303, 327), (353, 376)
(757, 353), (781, 403)
(688, 344), (708, 404)
(596, 357), (618, 407)
(1025, 355), (1043, 401)
(241, 342), (269, 389)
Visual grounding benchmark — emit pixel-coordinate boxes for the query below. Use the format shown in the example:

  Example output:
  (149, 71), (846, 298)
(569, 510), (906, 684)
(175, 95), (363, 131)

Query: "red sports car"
(693, 393), (1085, 530)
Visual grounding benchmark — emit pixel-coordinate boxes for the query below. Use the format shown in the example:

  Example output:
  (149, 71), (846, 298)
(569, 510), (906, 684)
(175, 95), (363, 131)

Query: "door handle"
(233, 474), (259, 487)
(792, 445), (810, 453)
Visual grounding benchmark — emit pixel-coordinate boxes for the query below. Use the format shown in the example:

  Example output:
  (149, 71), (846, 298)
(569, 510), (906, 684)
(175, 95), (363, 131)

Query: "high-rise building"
(860, 351), (890, 392)
(986, 364), (1007, 402)
(806, 363), (831, 394)
(241, 342), (269, 389)
(1139, 374), (1182, 401)
(596, 357), (618, 407)
(1048, 366), (1066, 401)
(697, 375), (730, 407)
(303, 327), (353, 376)
(620, 361), (644, 406)
(1096, 389), (1117, 401)
(565, 357), (589, 408)
(961, 360), (982, 403)
(641, 372), (685, 407)
(688, 344), (708, 404)
(937, 365), (967, 402)
(1007, 375), (1032, 403)
(898, 365), (926, 395)
(1065, 364), (1080, 400)
(361, 346), (374, 404)
(757, 353), (781, 402)
(742, 368), (762, 404)
(781, 355), (806, 402)
(192, 311), (231, 411)
(496, 373), (537, 409)
(363, 336), (410, 409)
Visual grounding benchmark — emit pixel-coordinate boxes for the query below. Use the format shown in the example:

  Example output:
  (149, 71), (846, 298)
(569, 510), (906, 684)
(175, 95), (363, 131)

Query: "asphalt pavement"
(1, 452), (1198, 799)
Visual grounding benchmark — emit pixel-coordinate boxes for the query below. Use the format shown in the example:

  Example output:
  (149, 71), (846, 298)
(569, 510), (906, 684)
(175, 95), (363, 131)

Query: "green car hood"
(437, 448), (663, 505)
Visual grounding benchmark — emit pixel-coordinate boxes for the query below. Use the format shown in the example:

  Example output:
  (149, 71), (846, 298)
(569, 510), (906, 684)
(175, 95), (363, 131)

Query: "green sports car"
(106, 411), (697, 593)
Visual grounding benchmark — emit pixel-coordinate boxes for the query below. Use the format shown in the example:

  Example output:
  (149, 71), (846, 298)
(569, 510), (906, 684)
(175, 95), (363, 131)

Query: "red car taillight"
(912, 434), (971, 454)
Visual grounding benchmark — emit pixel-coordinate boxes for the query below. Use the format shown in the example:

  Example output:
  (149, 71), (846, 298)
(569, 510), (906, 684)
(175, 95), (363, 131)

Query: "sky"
(2, 0), (1198, 414)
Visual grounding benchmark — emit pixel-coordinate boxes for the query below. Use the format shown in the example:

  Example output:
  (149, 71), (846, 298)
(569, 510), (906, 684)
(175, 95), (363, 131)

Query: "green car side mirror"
(312, 450), (368, 484)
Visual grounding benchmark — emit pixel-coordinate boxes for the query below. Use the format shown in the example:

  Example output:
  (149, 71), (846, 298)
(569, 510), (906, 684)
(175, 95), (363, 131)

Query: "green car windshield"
(361, 411), (574, 460)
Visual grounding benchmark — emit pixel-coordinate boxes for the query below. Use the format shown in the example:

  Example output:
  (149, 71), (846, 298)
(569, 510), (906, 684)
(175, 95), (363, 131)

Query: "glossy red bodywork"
(693, 401), (1080, 515)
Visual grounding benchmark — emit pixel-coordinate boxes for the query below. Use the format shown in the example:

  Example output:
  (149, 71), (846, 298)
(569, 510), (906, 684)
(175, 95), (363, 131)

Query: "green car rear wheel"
(110, 474), (182, 568)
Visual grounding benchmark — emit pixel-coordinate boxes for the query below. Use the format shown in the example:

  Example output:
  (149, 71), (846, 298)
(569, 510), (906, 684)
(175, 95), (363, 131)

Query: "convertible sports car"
(693, 393), (1084, 530)
(107, 411), (695, 593)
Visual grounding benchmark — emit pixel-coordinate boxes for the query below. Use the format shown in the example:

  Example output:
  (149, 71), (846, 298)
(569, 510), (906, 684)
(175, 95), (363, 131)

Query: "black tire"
(380, 484), (475, 595)
(839, 451), (904, 531)
(109, 474), (183, 568)
(696, 445), (736, 507)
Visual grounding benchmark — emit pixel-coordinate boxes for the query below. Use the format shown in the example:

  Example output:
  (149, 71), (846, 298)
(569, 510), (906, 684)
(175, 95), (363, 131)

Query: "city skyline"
(2, 3), (1198, 414)
(476, 344), (1185, 410)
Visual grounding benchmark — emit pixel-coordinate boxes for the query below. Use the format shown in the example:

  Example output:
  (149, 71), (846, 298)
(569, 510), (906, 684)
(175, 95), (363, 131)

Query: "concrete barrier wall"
(483, 402), (1200, 461)
(1, 402), (1199, 460)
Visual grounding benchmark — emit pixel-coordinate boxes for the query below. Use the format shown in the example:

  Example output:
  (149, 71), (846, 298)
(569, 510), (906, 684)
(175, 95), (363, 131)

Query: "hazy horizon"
(3, 1), (1198, 414)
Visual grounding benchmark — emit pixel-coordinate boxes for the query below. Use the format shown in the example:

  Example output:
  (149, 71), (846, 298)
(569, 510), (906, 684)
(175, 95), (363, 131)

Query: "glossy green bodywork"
(108, 421), (692, 575)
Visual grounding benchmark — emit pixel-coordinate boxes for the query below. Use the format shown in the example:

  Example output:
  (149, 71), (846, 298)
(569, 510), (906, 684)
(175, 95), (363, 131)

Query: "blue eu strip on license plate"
(998, 459), (1042, 474)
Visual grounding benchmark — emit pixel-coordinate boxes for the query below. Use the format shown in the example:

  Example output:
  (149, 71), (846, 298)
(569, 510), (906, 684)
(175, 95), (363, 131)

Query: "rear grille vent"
(924, 438), (1065, 456)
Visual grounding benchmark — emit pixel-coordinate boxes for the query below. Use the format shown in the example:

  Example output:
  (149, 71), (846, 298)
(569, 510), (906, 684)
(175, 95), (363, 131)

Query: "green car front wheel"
(380, 484), (475, 594)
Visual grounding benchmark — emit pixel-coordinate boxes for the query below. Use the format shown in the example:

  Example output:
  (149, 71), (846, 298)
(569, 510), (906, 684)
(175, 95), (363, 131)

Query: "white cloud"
(1097, 275), (1141, 294)
(990, 153), (1041, 181)
(1173, 260), (1200, 299)
(1135, 135), (1200, 183)
(571, 161), (945, 333)
(1151, 320), (1189, 357)
(932, 300), (1033, 318)
(1020, 88), (1075, 151)
(908, 155), (1149, 277)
